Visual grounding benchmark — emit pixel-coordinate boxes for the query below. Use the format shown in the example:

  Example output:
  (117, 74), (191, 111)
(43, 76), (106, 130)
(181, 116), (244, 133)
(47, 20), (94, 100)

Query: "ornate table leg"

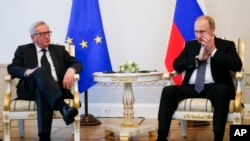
(121, 83), (137, 128)
(105, 82), (157, 140)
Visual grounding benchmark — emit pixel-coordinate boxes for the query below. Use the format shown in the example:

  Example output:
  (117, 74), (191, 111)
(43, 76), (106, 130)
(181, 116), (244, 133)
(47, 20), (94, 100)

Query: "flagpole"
(80, 90), (101, 126)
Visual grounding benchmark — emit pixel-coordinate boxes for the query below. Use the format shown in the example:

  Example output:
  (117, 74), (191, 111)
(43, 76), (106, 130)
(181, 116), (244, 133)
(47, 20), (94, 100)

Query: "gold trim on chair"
(28, 112), (37, 118)
(3, 115), (9, 121)
(4, 75), (12, 111)
(234, 90), (242, 112)
(183, 114), (213, 120)
(3, 91), (11, 111)
(73, 91), (80, 109)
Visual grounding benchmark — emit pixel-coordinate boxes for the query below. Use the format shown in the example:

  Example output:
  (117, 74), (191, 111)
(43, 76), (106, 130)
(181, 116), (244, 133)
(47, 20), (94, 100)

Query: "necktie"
(195, 61), (207, 93)
(41, 49), (51, 74)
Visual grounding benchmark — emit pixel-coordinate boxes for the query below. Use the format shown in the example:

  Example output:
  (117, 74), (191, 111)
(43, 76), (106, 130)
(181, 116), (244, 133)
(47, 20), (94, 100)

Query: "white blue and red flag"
(165, 0), (206, 85)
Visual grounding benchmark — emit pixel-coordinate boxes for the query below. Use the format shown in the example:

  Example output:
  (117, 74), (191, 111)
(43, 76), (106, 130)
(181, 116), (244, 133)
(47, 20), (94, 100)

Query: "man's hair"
(196, 15), (215, 30)
(30, 21), (47, 35)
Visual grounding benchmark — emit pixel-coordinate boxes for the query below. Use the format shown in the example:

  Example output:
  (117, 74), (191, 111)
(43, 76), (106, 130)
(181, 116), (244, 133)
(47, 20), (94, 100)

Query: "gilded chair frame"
(162, 38), (245, 137)
(2, 44), (81, 141)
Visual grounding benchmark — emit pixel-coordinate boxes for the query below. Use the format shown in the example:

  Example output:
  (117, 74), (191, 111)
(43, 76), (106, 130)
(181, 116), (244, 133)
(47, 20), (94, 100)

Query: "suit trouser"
(157, 83), (233, 138)
(17, 68), (63, 135)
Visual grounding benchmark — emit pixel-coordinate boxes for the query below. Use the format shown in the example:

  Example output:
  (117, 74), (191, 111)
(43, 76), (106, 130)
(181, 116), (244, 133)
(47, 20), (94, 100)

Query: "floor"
(0, 117), (249, 141)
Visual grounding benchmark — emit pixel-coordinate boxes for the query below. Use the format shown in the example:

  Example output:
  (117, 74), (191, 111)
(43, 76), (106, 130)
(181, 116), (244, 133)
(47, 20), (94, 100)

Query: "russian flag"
(165, 0), (206, 85)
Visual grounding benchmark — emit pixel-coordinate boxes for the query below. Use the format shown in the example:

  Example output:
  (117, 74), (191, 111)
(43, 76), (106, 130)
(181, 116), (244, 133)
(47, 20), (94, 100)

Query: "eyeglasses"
(34, 31), (52, 37)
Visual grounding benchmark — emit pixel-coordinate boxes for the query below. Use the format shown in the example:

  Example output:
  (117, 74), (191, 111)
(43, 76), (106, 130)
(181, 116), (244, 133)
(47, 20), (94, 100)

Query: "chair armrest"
(3, 75), (12, 111)
(71, 74), (80, 109)
(162, 70), (244, 113)
(234, 71), (244, 112)
(4, 73), (81, 110)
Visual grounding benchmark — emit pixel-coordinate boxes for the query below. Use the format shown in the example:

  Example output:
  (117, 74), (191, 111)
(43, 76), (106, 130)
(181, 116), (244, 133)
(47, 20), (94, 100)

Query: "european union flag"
(66, 0), (112, 93)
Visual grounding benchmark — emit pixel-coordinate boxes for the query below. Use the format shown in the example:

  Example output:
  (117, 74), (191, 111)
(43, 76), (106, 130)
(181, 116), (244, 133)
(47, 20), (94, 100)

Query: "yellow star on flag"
(66, 37), (73, 44)
(80, 40), (88, 48)
(94, 35), (102, 44)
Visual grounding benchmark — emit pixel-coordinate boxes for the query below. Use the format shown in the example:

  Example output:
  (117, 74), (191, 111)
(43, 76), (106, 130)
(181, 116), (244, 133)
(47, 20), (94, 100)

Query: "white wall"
(0, 0), (250, 118)
(1, 0), (250, 71)
(0, 0), (172, 72)
(0, 0), (72, 64)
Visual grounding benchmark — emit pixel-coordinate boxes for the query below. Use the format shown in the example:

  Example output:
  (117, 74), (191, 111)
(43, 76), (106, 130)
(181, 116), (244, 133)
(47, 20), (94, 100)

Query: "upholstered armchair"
(2, 44), (81, 141)
(162, 39), (245, 137)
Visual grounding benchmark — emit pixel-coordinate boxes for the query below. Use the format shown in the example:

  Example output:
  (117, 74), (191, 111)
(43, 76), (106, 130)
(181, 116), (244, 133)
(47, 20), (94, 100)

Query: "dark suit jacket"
(7, 43), (83, 99)
(173, 37), (242, 99)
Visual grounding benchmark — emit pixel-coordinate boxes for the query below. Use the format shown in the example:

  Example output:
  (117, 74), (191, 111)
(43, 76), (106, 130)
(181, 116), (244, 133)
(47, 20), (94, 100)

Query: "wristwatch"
(195, 56), (200, 68)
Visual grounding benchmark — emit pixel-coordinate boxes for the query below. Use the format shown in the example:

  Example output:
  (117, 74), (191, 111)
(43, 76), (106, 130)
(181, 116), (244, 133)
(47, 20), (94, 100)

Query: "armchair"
(162, 38), (245, 137)
(2, 44), (81, 141)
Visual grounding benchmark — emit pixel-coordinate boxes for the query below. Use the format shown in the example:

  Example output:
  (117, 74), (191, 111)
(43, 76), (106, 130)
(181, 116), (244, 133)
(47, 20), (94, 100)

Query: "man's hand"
(63, 68), (76, 89)
(201, 34), (216, 54)
(198, 45), (210, 61)
(24, 68), (38, 77)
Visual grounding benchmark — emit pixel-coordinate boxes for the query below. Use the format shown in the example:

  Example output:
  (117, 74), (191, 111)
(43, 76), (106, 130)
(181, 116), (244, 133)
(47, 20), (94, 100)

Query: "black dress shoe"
(157, 129), (168, 141)
(39, 136), (51, 141)
(39, 133), (51, 141)
(155, 139), (168, 141)
(61, 106), (78, 125)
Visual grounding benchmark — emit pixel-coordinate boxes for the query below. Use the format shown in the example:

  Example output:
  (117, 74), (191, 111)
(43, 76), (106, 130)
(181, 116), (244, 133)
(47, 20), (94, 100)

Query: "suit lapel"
(27, 44), (38, 67)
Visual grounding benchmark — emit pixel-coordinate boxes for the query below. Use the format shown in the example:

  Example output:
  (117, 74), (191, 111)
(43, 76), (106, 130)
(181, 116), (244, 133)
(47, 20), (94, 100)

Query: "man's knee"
(33, 67), (48, 76)
(33, 67), (54, 81)
(162, 86), (176, 94)
(161, 86), (177, 101)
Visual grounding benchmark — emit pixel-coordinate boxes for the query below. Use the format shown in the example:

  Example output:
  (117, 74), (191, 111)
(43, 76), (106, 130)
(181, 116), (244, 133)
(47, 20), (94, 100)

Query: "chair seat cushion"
(177, 98), (234, 112)
(10, 99), (74, 112)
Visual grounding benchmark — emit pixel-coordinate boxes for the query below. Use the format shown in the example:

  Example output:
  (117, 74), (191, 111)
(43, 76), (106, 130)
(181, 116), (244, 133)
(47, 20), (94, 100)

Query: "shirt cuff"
(211, 48), (217, 57)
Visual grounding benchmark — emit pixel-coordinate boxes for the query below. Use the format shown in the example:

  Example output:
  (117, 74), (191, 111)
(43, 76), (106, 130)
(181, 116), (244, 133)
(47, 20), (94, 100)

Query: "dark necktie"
(195, 61), (207, 93)
(41, 49), (51, 74)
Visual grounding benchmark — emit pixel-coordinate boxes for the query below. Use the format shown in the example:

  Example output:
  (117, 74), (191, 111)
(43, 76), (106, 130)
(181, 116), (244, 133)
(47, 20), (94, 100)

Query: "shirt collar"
(35, 44), (48, 53)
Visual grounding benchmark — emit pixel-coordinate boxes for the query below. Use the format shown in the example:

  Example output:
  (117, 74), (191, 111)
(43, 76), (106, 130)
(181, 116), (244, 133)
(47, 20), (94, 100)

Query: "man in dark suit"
(8, 21), (83, 141)
(157, 16), (242, 141)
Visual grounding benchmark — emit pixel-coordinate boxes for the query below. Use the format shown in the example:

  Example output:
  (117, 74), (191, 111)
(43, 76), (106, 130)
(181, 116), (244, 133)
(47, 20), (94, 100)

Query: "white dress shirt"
(189, 49), (217, 84)
(36, 45), (58, 81)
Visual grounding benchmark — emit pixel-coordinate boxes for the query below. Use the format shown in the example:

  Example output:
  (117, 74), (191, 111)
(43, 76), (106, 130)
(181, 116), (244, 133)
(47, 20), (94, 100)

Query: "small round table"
(93, 71), (163, 140)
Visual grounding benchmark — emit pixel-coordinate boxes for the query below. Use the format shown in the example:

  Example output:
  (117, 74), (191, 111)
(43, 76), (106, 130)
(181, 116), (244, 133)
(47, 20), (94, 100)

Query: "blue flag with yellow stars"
(66, 0), (112, 93)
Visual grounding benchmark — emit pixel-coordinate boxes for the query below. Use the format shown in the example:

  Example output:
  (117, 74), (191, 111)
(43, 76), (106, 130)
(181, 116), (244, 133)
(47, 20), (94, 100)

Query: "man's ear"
(31, 35), (36, 42)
